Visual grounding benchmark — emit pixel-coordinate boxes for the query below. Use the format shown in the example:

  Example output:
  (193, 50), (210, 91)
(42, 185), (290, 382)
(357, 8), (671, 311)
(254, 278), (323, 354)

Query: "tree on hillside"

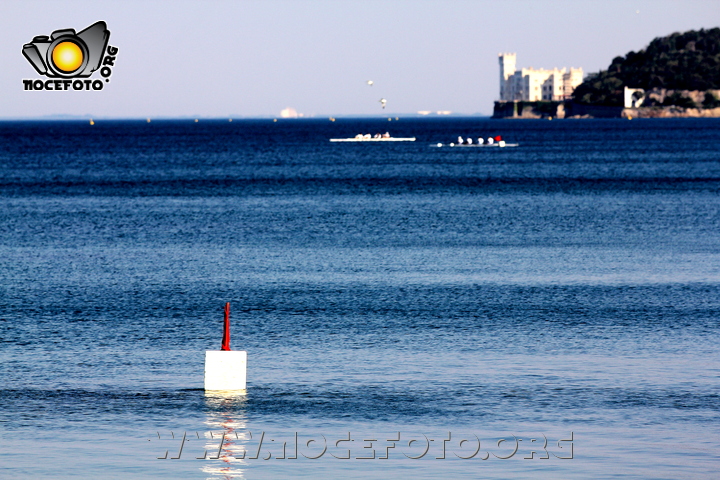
(573, 28), (720, 106)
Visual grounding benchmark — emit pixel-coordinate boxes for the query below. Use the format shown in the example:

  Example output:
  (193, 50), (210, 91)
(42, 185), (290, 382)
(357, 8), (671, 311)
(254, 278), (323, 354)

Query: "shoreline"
(493, 100), (720, 119)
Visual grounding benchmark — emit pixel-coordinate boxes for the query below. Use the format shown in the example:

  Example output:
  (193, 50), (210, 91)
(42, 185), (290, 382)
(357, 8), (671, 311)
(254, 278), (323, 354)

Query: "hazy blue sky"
(2, 0), (719, 118)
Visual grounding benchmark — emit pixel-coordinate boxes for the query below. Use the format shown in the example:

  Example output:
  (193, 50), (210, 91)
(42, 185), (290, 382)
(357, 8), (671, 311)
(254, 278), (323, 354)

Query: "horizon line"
(0, 113), (492, 121)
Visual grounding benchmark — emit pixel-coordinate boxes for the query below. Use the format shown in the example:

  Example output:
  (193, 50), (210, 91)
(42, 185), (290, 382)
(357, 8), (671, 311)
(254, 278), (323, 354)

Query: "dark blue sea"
(0, 117), (718, 479)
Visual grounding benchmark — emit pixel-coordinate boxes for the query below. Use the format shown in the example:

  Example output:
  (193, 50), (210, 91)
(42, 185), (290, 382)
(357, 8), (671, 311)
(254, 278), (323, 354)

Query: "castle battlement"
(499, 53), (583, 102)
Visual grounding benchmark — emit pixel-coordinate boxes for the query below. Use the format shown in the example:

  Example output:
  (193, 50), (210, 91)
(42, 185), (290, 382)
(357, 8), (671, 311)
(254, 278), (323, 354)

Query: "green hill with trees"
(573, 28), (720, 107)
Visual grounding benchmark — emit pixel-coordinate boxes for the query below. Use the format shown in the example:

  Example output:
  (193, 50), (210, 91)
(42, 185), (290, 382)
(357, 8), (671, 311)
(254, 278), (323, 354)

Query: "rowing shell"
(330, 137), (416, 142)
(432, 143), (519, 148)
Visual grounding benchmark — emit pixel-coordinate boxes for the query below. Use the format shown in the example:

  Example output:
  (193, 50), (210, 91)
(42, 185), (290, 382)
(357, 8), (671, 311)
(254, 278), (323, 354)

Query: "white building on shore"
(499, 53), (583, 101)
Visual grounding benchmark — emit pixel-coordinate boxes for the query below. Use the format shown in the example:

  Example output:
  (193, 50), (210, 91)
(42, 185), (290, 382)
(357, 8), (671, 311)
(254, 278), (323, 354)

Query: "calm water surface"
(0, 118), (719, 479)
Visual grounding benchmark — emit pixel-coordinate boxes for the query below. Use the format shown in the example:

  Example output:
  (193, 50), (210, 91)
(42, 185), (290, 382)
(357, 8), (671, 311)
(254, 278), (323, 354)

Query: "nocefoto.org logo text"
(22, 20), (118, 91)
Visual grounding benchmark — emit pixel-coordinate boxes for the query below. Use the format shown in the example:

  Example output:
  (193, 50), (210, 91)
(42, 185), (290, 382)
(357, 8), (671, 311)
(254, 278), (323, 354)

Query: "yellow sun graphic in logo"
(52, 41), (83, 73)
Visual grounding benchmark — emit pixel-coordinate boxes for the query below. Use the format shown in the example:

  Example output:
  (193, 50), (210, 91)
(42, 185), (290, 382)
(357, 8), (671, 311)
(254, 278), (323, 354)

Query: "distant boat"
(433, 141), (518, 148)
(330, 133), (415, 142)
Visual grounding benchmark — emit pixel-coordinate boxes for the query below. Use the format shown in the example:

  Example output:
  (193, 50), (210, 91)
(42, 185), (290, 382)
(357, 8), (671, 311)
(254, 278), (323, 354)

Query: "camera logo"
(22, 21), (119, 91)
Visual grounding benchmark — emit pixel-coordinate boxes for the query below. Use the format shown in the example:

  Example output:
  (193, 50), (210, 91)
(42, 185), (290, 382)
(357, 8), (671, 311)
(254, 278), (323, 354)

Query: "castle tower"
(498, 53), (516, 100)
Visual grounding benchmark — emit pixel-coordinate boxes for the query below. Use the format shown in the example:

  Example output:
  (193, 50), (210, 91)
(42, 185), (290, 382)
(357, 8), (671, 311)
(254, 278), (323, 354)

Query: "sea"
(0, 117), (718, 479)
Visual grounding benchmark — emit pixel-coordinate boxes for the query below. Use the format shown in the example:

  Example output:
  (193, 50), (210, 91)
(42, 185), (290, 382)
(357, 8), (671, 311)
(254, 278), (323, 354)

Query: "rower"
(487, 137), (494, 144)
(477, 137), (484, 145)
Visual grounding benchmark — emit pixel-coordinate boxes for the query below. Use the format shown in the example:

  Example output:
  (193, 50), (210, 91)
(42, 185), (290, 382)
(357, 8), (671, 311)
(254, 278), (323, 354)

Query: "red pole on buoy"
(221, 302), (231, 351)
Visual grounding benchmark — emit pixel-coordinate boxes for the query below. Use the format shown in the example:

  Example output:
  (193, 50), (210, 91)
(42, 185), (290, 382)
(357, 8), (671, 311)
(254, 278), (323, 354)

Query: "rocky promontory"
(494, 28), (720, 119)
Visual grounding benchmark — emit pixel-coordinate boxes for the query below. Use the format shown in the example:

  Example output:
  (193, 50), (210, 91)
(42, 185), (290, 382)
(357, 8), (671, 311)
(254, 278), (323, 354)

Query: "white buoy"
(205, 351), (247, 390)
(204, 303), (247, 392)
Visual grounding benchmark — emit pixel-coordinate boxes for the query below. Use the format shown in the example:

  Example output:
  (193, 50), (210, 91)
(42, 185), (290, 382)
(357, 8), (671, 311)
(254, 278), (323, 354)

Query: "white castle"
(499, 53), (583, 101)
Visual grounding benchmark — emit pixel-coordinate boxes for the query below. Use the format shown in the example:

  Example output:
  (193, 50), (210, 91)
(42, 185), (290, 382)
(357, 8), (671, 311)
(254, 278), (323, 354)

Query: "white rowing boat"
(330, 137), (416, 142)
(433, 142), (519, 148)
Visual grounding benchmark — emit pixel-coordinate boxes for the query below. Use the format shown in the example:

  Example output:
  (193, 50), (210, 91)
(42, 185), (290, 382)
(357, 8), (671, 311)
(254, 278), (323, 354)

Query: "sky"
(1, 0), (719, 118)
